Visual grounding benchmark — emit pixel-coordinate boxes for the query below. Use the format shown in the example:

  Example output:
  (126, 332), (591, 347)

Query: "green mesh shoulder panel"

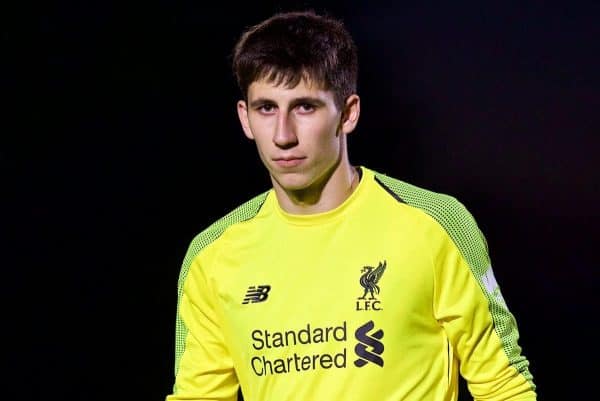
(173, 191), (270, 377)
(374, 172), (534, 388)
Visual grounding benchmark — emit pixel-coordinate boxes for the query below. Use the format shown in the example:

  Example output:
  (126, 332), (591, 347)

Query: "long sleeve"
(166, 253), (239, 401)
(431, 206), (536, 401)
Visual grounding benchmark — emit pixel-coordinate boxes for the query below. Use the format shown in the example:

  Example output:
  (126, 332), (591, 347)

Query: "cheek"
(315, 123), (342, 150)
(252, 138), (271, 161)
(254, 132), (273, 152)
(248, 128), (274, 165)
(302, 116), (337, 138)
(248, 118), (274, 140)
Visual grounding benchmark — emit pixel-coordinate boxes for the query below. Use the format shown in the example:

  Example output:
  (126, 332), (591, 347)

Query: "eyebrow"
(249, 96), (326, 109)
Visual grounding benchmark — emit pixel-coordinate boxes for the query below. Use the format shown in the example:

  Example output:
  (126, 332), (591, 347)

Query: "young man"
(166, 10), (536, 401)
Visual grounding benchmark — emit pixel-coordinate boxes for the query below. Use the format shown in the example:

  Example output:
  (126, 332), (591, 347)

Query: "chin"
(271, 171), (311, 192)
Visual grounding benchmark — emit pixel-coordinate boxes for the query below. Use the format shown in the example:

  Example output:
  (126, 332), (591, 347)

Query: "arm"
(166, 254), (239, 401)
(432, 204), (536, 401)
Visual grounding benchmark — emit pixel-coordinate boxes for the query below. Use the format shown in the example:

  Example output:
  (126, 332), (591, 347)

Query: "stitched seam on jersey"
(374, 175), (406, 203)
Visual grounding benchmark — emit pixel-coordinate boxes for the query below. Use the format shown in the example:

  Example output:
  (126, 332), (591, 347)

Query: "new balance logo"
(242, 285), (271, 304)
(354, 320), (384, 367)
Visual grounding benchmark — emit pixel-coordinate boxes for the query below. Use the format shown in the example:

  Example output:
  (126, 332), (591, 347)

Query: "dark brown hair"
(232, 10), (358, 109)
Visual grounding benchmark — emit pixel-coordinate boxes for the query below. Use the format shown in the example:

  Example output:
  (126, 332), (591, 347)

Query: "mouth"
(273, 157), (306, 168)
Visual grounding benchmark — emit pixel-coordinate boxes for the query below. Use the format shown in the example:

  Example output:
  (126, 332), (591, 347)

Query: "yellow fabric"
(166, 167), (536, 401)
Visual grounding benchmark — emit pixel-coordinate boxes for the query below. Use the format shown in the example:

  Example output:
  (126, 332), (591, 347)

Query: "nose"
(273, 113), (298, 149)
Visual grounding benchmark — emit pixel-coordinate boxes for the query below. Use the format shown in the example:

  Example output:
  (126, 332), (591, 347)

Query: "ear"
(237, 100), (254, 140)
(340, 94), (360, 135)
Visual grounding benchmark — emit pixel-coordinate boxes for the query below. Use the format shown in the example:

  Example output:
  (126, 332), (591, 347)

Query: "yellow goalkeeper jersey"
(166, 166), (536, 401)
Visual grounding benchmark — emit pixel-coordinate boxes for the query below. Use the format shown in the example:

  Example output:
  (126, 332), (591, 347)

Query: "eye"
(296, 103), (315, 114)
(257, 104), (276, 114)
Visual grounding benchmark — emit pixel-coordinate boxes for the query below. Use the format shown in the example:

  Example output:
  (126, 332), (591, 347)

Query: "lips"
(273, 156), (306, 168)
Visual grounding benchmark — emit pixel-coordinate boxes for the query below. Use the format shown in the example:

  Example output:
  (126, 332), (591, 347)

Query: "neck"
(274, 162), (359, 215)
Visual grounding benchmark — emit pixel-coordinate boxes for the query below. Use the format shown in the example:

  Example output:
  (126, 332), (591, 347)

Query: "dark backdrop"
(4, 1), (598, 400)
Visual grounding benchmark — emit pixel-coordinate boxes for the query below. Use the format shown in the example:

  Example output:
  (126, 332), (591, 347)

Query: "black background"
(4, 1), (598, 400)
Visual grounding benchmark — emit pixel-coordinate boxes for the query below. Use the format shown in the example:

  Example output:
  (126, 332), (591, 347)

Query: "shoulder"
(371, 169), (472, 226)
(182, 190), (270, 266)
(369, 168), (490, 271)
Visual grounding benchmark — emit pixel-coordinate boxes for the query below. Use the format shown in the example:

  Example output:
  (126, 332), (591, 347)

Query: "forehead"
(247, 77), (334, 103)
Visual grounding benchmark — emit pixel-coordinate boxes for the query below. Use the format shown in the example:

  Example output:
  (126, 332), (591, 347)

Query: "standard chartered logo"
(249, 320), (384, 376)
(354, 320), (384, 367)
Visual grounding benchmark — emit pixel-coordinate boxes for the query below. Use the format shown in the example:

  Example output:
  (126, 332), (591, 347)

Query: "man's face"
(237, 77), (355, 194)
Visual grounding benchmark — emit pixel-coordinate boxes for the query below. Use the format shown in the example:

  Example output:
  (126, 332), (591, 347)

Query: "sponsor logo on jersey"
(356, 260), (386, 311)
(354, 320), (385, 367)
(250, 322), (348, 376)
(248, 320), (384, 376)
(242, 285), (271, 304)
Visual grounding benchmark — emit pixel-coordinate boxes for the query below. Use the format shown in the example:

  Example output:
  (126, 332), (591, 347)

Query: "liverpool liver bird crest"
(358, 260), (387, 300)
